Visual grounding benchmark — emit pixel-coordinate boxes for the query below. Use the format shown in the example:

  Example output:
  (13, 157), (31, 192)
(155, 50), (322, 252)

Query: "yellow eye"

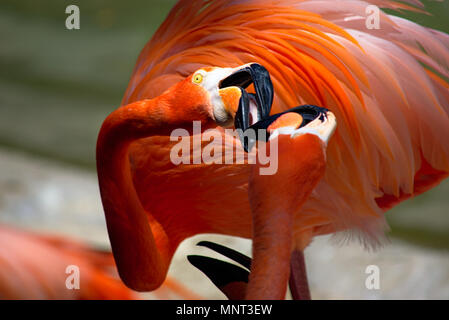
(193, 73), (203, 84)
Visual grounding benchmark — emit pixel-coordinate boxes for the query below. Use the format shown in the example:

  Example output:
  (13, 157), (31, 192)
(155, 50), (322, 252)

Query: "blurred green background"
(0, 0), (448, 249)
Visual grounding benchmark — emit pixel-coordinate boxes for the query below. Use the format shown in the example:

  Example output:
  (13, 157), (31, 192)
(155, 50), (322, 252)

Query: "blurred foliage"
(0, 0), (177, 30)
(0, 0), (448, 249)
(0, 0), (176, 167)
(384, 0), (449, 33)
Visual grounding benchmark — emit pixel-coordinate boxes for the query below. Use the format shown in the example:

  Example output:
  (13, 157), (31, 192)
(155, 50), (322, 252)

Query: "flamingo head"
(166, 63), (274, 130)
(247, 104), (337, 151)
(96, 62), (275, 292)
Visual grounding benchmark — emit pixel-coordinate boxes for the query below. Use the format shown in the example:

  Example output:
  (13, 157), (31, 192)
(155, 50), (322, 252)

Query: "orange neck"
(96, 91), (212, 291)
(246, 134), (326, 299)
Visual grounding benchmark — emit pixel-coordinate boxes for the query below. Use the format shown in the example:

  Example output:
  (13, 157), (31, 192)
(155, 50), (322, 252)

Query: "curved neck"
(96, 94), (211, 291)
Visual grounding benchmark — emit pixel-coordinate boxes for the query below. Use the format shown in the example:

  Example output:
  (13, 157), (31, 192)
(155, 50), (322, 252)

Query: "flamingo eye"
(193, 73), (203, 84)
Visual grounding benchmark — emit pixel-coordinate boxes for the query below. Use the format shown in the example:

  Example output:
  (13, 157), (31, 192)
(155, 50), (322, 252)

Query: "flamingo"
(96, 0), (449, 299)
(0, 224), (137, 299)
(0, 225), (198, 299)
(188, 105), (336, 299)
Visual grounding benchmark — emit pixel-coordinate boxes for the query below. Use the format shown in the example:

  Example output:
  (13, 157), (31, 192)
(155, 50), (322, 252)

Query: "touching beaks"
(217, 63), (274, 134)
(243, 105), (336, 152)
(214, 65), (336, 153)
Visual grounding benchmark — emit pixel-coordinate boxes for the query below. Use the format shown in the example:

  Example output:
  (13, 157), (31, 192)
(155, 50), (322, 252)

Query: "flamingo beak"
(244, 105), (336, 152)
(187, 241), (252, 300)
(217, 63), (274, 138)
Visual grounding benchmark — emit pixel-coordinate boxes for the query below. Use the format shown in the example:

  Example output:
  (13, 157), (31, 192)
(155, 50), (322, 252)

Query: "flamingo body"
(0, 226), (137, 299)
(97, 0), (449, 293)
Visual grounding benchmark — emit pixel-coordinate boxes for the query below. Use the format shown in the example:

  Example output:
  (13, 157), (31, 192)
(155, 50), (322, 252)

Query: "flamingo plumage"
(0, 225), (200, 299)
(97, 0), (449, 298)
(0, 225), (137, 299)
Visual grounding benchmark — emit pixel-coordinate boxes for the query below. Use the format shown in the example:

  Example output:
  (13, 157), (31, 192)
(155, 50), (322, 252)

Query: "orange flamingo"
(246, 106), (336, 299)
(97, 0), (449, 298)
(0, 225), (137, 299)
(0, 225), (199, 299)
(188, 105), (336, 299)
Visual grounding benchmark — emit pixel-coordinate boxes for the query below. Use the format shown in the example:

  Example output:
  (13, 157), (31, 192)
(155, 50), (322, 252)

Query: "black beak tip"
(229, 62), (274, 152)
(247, 63), (274, 120)
(195, 241), (252, 270)
(188, 242), (253, 299)
(187, 255), (249, 288)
